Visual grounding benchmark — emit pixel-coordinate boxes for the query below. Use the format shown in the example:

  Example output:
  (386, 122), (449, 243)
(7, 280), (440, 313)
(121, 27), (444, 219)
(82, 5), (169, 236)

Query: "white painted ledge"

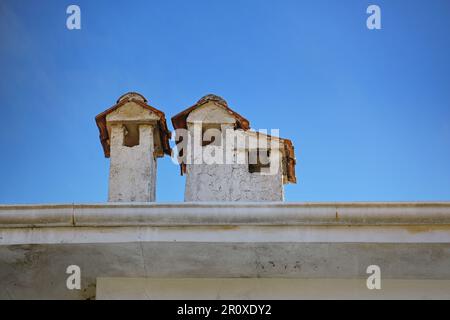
(1, 202), (450, 228)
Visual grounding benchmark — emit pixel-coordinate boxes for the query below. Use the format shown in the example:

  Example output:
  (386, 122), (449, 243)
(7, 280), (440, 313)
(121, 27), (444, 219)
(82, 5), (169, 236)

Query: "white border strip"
(1, 202), (450, 228)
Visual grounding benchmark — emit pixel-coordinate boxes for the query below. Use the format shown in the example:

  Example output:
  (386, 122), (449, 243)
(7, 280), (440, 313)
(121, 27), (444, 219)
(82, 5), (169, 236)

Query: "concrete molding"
(0, 202), (450, 228)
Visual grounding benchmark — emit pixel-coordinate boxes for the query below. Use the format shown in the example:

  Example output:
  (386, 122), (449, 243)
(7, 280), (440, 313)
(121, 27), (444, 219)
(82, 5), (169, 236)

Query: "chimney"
(95, 92), (171, 202)
(171, 94), (296, 202)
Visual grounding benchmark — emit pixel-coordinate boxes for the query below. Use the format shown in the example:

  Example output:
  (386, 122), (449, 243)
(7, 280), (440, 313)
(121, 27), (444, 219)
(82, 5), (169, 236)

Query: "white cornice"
(1, 202), (450, 228)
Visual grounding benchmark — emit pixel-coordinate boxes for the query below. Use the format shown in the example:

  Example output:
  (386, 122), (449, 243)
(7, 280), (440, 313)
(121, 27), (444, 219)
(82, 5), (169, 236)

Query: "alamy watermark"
(367, 5), (382, 30)
(66, 265), (81, 290)
(65, 5), (381, 31)
(66, 5), (81, 30)
(366, 265), (381, 290)
(171, 126), (283, 176)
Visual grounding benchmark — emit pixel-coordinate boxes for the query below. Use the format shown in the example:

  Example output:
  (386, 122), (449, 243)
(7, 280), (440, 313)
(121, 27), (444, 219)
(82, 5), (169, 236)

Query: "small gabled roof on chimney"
(171, 94), (250, 131)
(95, 92), (171, 158)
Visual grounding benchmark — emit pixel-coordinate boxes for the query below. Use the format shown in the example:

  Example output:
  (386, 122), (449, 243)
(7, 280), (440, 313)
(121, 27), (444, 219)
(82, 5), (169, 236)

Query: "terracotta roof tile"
(171, 94), (250, 131)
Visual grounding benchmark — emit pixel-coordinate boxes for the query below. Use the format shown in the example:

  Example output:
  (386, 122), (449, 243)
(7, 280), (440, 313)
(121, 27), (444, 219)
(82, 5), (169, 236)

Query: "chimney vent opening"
(123, 124), (140, 147)
(202, 124), (222, 147)
(248, 149), (271, 173)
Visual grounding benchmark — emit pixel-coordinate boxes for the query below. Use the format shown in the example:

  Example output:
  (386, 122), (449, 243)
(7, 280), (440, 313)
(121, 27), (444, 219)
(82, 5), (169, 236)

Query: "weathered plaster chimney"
(172, 94), (296, 202)
(96, 92), (171, 202)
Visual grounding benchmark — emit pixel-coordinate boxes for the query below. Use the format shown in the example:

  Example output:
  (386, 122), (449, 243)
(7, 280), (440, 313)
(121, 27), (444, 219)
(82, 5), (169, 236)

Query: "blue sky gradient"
(1, 0), (450, 203)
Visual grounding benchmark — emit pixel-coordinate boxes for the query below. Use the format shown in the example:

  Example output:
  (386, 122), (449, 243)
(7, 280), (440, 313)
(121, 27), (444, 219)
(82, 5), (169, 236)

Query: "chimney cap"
(171, 94), (297, 184)
(117, 92), (147, 103)
(196, 94), (228, 107)
(95, 92), (171, 158)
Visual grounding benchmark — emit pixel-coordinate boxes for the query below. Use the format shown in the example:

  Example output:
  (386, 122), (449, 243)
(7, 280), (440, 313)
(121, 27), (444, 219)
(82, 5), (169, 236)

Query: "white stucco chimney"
(96, 92), (171, 202)
(171, 94), (296, 202)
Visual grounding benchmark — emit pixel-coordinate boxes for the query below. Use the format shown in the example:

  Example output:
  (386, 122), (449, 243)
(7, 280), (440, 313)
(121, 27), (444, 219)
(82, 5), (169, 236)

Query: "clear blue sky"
(1, 0), (449, 203)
